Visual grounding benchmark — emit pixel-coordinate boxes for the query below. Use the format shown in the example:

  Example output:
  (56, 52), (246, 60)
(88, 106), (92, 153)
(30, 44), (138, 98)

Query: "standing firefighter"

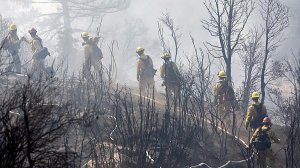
(214, 70), (235, 127)
(25, 28), (50, 79)
(245, 92), (268, 132)
(250, 117), (280, 168)
(160, 52), (181, 96)
(1, 24), (24, 73)
(136, 47), (156, 94)
(81, 32), (103, 79)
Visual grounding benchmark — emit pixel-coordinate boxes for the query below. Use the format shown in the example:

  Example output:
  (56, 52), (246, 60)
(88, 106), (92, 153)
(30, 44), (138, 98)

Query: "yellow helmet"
(218, 70), (227, 78)
(9, 24), (17, 31)
(161, 52), (171, 59)
(136, 47), (144, 53)
(251, 91), (260, 98)
(81, 32), (89, 38)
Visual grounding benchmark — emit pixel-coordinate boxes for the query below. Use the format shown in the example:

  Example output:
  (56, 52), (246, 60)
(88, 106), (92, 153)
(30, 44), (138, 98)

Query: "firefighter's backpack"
(254, 127), (271, 151)
(140, 55), (156, 78)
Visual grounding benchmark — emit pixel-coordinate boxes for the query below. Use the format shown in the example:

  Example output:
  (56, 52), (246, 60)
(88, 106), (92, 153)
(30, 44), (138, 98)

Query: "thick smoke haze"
(0, 0), (299, 89)
(103, 0), (300, 88)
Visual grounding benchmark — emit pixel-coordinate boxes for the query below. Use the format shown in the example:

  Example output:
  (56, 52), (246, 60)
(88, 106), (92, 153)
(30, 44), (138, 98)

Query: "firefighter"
(160, 52), (181, 96)
(214, 70), (235, 128)
(136, 47), (156, 95)
(250, 117), (280, 168)
(245, 92), (268, 132)
(81, 32), (103, 80)
(25, 28), (47, 79)
(2, 24), (24, 73)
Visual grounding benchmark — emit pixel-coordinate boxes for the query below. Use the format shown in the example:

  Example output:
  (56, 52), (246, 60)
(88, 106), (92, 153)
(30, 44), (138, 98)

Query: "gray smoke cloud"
(0, 0), (299, 89)
(102, 0), (300, 88)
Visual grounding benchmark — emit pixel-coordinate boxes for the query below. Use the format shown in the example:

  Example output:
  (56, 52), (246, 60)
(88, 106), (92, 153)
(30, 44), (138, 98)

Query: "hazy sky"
(1, 0), (298, 53)
(103, 0), (300, 87)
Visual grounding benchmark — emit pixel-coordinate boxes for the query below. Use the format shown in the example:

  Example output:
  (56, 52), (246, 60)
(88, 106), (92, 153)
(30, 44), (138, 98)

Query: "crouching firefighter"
(160, 52), (181, 97)
(250, 117), (280, 168)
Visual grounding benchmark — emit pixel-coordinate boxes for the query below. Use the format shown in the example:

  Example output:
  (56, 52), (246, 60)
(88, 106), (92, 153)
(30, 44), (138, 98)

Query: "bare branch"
(202, 0), (255, 81)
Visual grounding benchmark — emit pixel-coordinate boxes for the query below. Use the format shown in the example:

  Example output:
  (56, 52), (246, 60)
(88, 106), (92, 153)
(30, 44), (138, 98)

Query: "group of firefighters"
(1, 24), (50, 79)
(2, 23), (280, 167)
(1, 24), (103, 80)
(135, 47), (280, 167)
(135, 47), (181, 96)
(214, 70), (280, 168)
(1, 23), (181, 87)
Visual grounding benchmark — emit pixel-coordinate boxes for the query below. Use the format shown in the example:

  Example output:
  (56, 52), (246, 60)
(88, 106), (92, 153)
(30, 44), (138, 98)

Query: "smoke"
(101, 0), (210, 88)
(102, 0), (300, 88)
(280, 0), (300, 54)
(0, 0), (299, 88)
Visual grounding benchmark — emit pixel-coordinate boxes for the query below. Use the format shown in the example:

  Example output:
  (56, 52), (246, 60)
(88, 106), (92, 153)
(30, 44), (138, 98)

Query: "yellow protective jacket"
(214, 80), (224, 99)
(83, 39), (103, 61)
(83, 44), (93, 60)
(136, 54), (154, 80)
(30, 36), (43, 56)
(245, 102), (267, 126)
(29, 36), (43, 67)
(250, 125), (280, 144)
(3, 32), (22, 53)
(214, 80), (234, 103)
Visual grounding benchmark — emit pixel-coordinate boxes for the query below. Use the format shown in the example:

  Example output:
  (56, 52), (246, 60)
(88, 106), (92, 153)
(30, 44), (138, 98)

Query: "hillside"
(0, 74), (293, 168)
